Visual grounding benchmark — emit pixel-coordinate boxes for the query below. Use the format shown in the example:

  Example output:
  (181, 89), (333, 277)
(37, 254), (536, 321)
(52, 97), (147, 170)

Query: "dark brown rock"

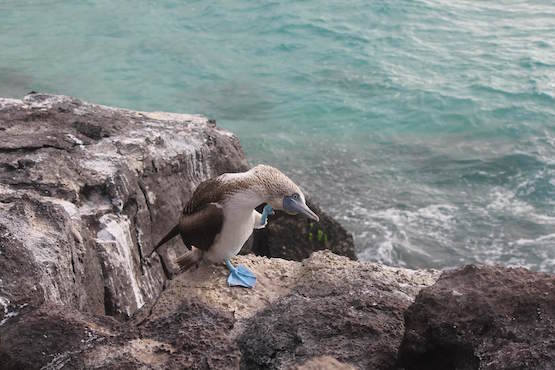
(138, 299), (240, 369)
(0, 299), (239, 370)
(247, 200), (356, 261)
(398, 265), (555, 370)
(0, 304), (116, 370)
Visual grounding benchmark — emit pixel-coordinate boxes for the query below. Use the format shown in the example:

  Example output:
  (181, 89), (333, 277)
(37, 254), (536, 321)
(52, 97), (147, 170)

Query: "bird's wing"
(179, 202), (224, 252)
(186, 176), (227, 213)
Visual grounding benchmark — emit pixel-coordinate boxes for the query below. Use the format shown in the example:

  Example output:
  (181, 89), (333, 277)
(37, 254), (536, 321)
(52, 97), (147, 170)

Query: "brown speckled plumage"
(184, 164), (302, 213)
(152, 165), (304, 262)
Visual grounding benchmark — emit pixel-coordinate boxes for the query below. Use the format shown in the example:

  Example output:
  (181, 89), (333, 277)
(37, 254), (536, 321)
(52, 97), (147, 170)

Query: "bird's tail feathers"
(149, 224), (180, 256)
(175, 247), (203, 272)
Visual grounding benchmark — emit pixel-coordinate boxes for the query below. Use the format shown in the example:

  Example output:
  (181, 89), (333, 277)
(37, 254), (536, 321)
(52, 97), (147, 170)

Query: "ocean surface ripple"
(1, 0), (554, 271)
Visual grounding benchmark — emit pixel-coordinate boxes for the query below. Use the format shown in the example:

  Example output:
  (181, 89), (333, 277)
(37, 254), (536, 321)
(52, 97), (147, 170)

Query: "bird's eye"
(292, 193), (300, 200)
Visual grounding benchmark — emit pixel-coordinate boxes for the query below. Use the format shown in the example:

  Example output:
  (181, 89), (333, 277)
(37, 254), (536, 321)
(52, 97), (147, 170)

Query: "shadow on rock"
(0, 299), (240, 370)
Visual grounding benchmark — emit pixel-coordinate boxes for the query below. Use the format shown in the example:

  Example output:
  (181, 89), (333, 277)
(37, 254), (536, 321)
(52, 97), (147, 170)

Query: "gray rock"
(0, 93), (363, 370)
(0, 93), (248, 319)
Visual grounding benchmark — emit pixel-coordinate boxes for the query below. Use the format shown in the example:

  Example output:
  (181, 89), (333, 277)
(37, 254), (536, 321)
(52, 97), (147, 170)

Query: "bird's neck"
(220, 170), (270, 210)
(226, 188), (265, 211)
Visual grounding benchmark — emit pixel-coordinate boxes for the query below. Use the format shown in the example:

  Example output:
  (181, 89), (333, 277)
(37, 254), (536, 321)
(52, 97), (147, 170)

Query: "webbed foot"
(225, 259), (256, 288)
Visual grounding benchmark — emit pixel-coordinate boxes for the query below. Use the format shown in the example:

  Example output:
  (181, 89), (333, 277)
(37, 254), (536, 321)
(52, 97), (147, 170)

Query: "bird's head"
(251, 165), (319, 221)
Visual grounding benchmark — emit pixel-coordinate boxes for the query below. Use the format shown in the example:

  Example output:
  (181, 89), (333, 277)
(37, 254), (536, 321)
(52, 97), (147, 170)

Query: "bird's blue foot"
(225, 259), (256, 288)
(261, 204), (274, 225)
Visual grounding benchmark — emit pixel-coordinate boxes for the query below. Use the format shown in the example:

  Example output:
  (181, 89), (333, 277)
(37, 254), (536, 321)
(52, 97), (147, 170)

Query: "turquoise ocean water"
(1, 1), (554, 272)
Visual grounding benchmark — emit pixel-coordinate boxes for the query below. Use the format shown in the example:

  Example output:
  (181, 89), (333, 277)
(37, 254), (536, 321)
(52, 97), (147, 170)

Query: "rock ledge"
(0, 251), (439, 369)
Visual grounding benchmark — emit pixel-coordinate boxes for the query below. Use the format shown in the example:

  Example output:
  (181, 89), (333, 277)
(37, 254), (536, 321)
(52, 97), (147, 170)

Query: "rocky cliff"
(1, 94), (553, 370)
(0, 93), (250, 319)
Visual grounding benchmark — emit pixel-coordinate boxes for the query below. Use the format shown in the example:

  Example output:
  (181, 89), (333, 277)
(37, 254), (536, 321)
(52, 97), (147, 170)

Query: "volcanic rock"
(398, 265), (555, 370)
(0, 251), (438, 369)
(246, 200), (356, 261)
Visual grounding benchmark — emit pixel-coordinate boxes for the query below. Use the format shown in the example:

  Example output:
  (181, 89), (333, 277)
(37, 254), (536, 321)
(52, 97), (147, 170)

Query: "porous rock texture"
(235, 252), (438, 370)
(398, 265), (555, 370)
(0, 251), (439, 369)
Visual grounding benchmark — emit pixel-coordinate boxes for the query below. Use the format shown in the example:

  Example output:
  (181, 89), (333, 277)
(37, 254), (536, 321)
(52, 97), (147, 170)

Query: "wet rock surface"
(398, 265), (555, 370)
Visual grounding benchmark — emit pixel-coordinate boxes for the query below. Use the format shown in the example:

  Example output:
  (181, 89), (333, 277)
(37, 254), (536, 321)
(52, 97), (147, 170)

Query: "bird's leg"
(225, 258), (256, 288)
(224, 205), (273, 288)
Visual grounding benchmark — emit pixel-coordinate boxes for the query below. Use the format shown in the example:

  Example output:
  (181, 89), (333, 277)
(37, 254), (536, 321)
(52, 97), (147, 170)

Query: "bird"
(150, 164), (319, 288)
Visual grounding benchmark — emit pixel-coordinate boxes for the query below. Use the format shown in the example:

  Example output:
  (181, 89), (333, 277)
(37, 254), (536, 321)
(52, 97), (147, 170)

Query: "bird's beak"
(283, 196), (320, 222)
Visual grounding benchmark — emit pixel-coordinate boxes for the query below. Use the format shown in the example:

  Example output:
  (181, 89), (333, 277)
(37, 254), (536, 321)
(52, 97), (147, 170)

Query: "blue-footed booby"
(150, 164), (319, 288)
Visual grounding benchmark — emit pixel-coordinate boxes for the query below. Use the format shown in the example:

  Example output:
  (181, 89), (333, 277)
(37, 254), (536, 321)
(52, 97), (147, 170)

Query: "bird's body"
(203, 202), (262, 262)
(151, 164), (319, 276)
